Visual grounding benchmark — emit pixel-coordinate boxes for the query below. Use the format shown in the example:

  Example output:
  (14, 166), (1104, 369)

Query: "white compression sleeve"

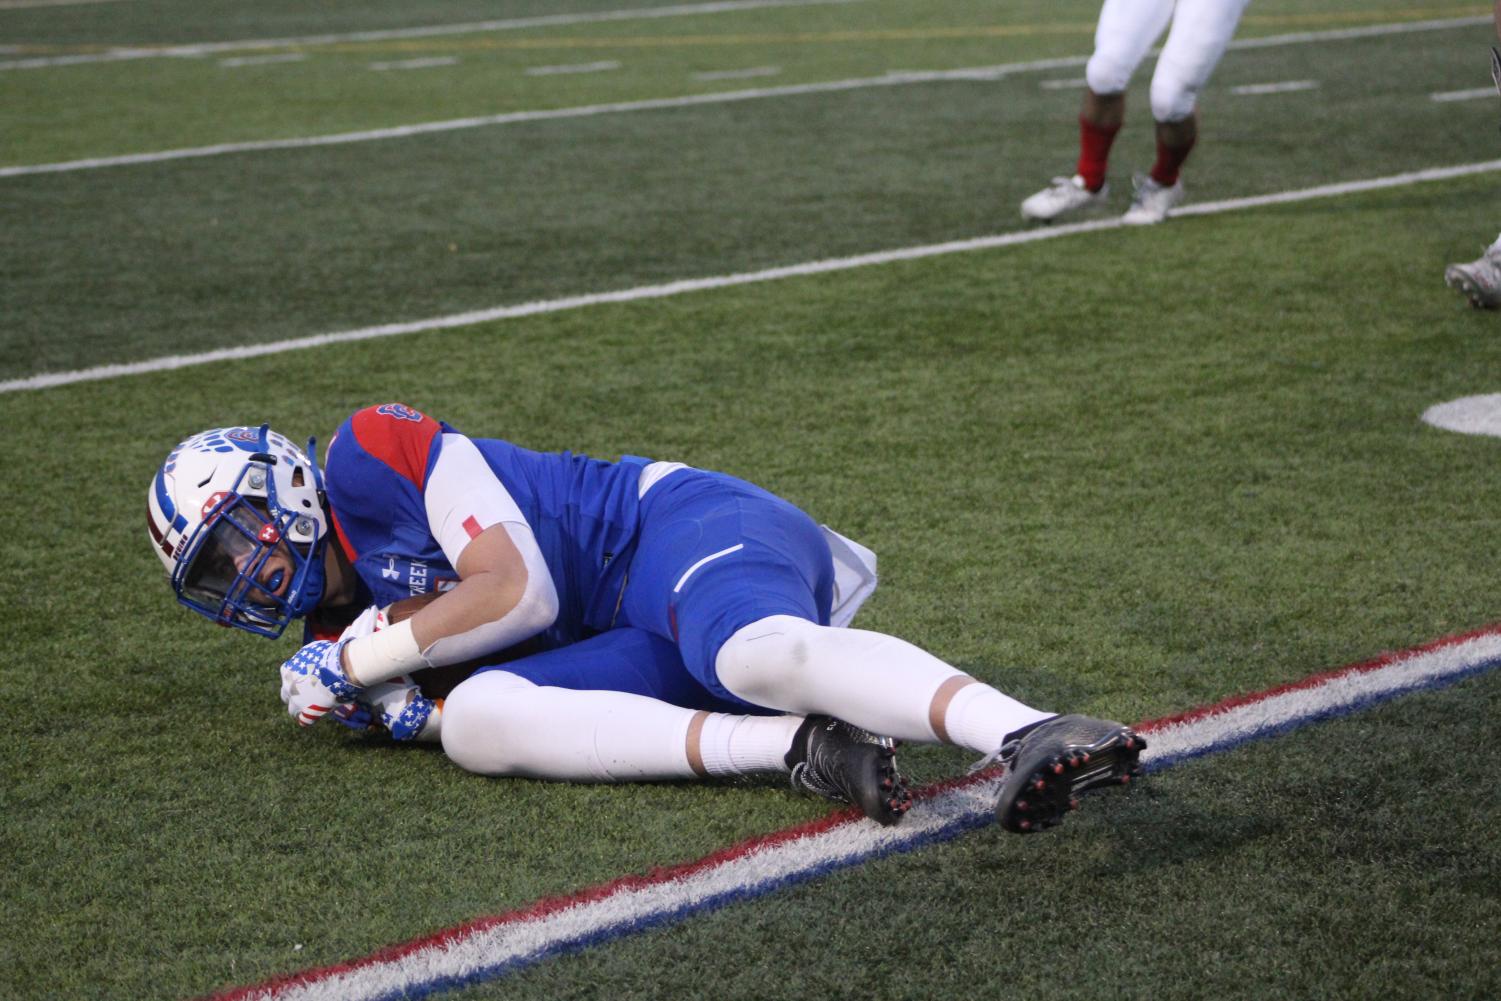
(419, 521), (558, 667)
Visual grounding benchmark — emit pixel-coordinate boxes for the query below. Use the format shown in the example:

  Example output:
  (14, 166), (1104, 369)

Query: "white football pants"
(1085, 0), (1252, 122)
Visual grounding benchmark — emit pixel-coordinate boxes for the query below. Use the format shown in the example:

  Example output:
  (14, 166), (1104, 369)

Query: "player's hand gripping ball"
(279, 639), (364, 727)
(312, 593), (443, 739)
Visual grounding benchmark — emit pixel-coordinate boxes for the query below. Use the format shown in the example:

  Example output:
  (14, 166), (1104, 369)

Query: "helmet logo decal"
(376, 403), (424, 422)
(257, 523), (282, 544)
(201, 491), (232, 518)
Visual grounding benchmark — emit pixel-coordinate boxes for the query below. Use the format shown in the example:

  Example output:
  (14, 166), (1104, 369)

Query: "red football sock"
(1075, 115), (1120, 192)
(1149, 133), (1196, 187)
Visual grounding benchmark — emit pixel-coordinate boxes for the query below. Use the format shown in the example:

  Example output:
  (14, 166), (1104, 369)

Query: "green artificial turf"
(450, 674), (1501, 1001)
(3, 12), (1495, 382)
(3, 1), (1501, 997)
(5, 171), (1501, 997)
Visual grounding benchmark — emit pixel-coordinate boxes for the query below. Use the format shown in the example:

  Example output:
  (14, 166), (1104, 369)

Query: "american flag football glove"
(331, 677), (436, 741)
(376, 685), (438, 741)
(279, 638), (364, 728)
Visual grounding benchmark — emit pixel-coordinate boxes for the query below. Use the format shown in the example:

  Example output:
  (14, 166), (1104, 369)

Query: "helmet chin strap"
(289, 433), (332, 618)
(288, 547), (327, 618)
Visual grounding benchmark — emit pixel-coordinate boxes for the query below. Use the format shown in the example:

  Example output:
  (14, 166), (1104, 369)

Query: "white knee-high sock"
(695, 712), (803, 777)
(714, 615), (1053, 752)
(936, 678), (1054, 755)
(441, 670), (801, 781)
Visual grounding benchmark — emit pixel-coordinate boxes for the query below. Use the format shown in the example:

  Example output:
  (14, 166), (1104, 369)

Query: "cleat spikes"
(991, 715), (1145, 834)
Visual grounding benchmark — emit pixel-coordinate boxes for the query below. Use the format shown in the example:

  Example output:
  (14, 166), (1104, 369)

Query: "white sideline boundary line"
(6, 157), (1500, 397)
(0, 15), (1485, 178)
(0, 0), (860, 69)
(202, 626), (1501, 1001)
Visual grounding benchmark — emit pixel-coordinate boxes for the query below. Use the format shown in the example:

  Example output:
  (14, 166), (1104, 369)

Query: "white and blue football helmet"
(147, 426), (330, 638)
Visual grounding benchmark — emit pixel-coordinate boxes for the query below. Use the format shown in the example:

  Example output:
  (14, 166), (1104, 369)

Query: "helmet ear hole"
(291, 467), (305, 488)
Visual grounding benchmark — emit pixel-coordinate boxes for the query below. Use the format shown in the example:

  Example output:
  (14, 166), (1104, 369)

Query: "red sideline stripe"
(204, 808), (865, 1001)
(199, 620), (1501, 1001)
(1134, 623), (1501, 734)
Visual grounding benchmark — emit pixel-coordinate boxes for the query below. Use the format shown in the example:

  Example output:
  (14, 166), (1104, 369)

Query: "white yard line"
(6, 158), (1499, 397)
(1431, 87), (1497, 102)
(370, 56), (459, 71)
(219, 53), (307, 69)
(0, 68), (1054, 179)
(0, 16), (1484, 179)
(1228, 15), (1486, 50)
(1039, 77), (1087, 90)
(692, 65), (781, 81)
(1230, 79), (1318, 95)
(0, 0), (132, 8)
(0, 0), (861, 69)
(524, 60), (620, 76)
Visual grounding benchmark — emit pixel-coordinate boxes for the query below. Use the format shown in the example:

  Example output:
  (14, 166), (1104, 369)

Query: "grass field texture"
(2, 1), (1500, 999)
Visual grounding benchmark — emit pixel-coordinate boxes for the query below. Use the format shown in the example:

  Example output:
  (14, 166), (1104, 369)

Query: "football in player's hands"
(385, 591), (444, 624)
(384, 591), (476, 699)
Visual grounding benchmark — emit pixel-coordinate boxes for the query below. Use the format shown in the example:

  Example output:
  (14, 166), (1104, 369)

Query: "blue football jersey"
(322, 403), (648, 647)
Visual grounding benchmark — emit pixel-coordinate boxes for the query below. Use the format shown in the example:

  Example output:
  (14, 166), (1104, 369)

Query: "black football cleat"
(993, 715), (1145, 834)
(786, 715), (911, 826)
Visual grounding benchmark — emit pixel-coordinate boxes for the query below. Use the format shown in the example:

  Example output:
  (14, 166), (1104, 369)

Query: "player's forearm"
(343, 569), (557, 685)
(409, 567), (554, 663)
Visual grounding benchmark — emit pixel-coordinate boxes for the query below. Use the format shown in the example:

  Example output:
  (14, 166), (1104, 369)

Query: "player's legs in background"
(1020, 0), (1172, 221)
(1125, 0), (1252, 224)
(1445, 231), (1501, 309)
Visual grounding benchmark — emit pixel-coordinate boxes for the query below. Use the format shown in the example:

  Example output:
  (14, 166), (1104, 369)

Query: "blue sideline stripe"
(1143, 655), (1501, 774)
(373, 810), (996, 1001)
(307, 653), (1501, 1001)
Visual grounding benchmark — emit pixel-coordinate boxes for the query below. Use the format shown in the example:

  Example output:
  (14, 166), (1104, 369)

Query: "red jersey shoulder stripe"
(349, 403), (442, 492)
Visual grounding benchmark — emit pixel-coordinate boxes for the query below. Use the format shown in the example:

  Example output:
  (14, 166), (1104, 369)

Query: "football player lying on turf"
(147, 406), (1144, 832)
